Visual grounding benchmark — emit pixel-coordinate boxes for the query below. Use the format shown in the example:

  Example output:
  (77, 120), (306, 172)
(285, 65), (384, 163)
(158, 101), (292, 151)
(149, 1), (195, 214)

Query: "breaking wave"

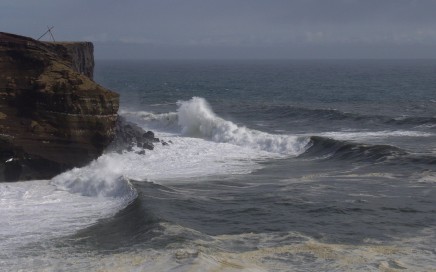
(124, 97), (311, 155)
(303, 136), (436, 167)
(122, 110), (179, 131)
(176, 97), (310, 155)
(51, 156), (137, 200)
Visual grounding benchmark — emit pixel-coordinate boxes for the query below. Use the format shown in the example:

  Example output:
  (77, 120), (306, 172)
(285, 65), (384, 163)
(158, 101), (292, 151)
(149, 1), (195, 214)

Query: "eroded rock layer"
(0, 32), (119, 181)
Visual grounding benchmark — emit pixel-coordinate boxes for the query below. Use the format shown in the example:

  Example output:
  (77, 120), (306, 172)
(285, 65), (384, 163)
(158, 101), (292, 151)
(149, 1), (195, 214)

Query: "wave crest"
(51, 157), (137, 200)
(177, 97), (309, 155)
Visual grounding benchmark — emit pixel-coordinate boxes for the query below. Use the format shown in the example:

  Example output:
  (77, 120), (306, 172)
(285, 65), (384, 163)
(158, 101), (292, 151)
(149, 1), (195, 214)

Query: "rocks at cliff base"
(107, 116), (163, 154)
(143, 131), (155, 139)
(0, 32), (119, 181)
(143, 142), (154, 150)
(4, 158), (22, 181)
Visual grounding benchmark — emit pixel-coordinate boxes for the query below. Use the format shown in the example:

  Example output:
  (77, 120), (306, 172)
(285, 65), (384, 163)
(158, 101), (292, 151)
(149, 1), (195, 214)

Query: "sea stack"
(0, 32), (119, 181)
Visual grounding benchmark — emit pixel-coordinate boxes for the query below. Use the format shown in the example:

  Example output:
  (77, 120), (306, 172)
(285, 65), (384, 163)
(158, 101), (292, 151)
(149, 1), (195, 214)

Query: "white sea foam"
(67, 137), (268, 183)
(0, 154), (137, 256)
(13, 224), (434, 272)
(0, 158), (137, 257)
(121, 109), (179, 132)
(123, 98), (310, 155)
(0, 162), (137, 261)
(51, 157), (137, 199)
(0, 180), (133, 253)
(176, 97), (310, 155)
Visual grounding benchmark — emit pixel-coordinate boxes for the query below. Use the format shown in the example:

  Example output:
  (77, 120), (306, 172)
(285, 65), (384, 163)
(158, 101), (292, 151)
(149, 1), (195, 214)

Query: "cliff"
(0, 32), (119, 181)
(48, 42), (94, 78)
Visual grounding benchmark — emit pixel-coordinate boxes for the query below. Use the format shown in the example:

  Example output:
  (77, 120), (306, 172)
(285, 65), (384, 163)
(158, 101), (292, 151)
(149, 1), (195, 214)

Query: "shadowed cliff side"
(0, 32), (119, 181)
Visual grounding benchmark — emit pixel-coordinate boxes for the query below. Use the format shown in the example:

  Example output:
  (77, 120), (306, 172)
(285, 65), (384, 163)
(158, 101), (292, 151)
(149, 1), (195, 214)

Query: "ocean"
(1, 59), (436, 271)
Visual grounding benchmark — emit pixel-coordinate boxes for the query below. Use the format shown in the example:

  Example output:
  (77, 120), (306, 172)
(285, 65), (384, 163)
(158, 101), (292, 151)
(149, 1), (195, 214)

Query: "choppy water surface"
(1, 60), (436, 271)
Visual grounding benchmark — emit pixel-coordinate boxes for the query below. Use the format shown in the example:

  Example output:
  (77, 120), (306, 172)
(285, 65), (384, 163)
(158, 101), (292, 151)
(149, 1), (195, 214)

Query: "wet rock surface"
(107, 116), (162, 154)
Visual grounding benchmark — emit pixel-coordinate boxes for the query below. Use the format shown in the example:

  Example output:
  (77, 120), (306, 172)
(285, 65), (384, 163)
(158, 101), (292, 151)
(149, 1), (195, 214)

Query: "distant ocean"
(1, 60), (436, 271)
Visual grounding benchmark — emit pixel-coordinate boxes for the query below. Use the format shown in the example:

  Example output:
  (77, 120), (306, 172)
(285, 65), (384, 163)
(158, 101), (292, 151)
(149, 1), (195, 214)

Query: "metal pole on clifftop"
(47, 26), (55, 42)
(37, 26), (55, 41)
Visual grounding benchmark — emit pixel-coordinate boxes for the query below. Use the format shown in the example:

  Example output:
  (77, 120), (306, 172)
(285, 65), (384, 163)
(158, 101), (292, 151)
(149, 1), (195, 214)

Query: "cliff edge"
(0, 32), (119, 181)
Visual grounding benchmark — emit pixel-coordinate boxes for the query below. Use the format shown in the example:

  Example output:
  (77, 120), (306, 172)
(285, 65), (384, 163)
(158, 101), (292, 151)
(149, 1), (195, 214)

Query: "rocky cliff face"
(0, 32), (119, 181)
(48, 42), (94, 78)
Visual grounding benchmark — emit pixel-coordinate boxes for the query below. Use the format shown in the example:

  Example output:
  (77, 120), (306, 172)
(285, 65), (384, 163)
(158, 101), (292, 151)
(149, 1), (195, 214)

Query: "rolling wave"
(302, 136), (436, 166)
(303, 136), (406, 162)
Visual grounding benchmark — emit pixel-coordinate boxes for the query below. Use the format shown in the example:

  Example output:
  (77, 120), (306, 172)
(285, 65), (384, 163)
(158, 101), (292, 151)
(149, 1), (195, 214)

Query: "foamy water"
(1, 97), (311, 266)
(0, 180), (133, 254)
(4, 222), (435, 271)
(124, 97), (311, 155)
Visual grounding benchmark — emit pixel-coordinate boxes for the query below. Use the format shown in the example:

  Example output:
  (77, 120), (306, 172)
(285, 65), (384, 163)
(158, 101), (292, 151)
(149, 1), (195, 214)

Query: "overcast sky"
(1, 0), (436, 59)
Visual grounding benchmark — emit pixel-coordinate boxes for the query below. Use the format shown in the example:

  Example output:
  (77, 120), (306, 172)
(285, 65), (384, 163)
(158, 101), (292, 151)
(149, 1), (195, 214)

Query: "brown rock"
(0, 32), (119, 181)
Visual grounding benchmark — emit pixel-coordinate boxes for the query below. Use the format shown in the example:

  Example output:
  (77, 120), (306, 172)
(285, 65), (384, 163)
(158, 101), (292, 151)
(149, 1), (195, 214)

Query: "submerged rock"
(0, 32), (119, 181)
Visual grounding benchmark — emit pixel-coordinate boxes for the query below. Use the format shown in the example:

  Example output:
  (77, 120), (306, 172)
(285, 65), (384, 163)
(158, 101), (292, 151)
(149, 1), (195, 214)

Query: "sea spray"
(51, 156), (137, 200)
(121, 109), (179, 132)
(176, 97), (310, 155)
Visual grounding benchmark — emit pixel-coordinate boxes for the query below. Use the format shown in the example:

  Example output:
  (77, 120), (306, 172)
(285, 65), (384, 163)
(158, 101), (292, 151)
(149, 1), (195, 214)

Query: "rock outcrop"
(107, 116), (161, 154)
(0, 32), (119, 181)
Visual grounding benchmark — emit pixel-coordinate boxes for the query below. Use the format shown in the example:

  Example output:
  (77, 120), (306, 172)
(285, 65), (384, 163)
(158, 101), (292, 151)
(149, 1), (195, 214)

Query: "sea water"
(1, 60), (436, 271)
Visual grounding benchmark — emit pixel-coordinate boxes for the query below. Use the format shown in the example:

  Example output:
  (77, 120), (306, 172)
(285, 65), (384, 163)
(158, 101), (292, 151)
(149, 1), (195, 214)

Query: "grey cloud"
(1, 0), (436, 58)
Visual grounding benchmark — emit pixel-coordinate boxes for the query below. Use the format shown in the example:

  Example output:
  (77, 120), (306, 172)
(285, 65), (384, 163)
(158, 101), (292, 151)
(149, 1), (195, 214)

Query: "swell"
(64, 181), (196, 251)
(249, 104), (436, 127)
(302, 136), (436, 167)
(67, 194), (160, 251)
